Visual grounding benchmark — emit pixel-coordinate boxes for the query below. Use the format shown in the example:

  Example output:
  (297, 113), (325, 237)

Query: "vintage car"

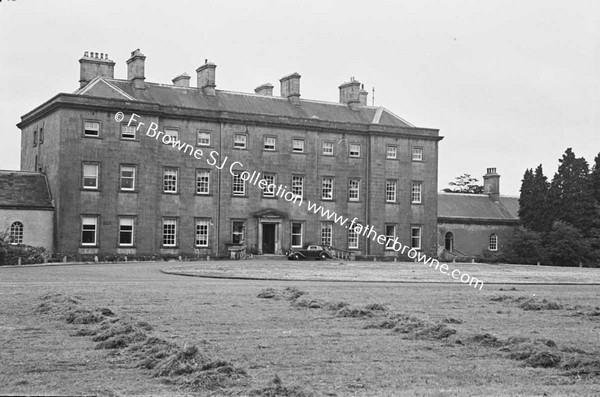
(287, 245), (333, 260)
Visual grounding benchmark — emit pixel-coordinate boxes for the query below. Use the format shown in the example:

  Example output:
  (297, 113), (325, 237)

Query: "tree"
(506, 226), (544, 265)
(591, 152), (600, 203)
(544, 221), (590, 267)
(519, 165), (551, 233)
(549, 148), (598, 234)
(443, 173), (484, 194)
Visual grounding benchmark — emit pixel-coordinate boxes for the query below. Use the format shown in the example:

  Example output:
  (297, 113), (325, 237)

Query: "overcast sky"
(0, 0), (598, 195)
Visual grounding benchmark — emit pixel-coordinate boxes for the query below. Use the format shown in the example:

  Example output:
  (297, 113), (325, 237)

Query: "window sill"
(120, 138), (140, 142)
(119, 190), (138, 194)
(162, 191), (180, 195)
(82, 135), (102, 139)
(195, 193), (213, 197)
(81, 188), (101, 192)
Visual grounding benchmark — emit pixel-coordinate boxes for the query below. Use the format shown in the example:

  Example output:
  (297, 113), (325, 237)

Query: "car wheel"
(293, 253), (301, 260)
(320, 252), (328, 260)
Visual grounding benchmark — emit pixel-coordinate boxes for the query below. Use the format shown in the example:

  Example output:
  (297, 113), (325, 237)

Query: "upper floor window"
(386, 146), (397, 159)
(386, 180), (397, 203)
(9, 221), (23, 244)
(84, 121), (100, 137)
(120, 165), (136, 191)
(197, 131), (211, 146)
(82, 163), (99, 189)
(39, 127), (44, 144)
(234, 134), (247, 149)
(164, 129), (179, 144)
(232, 173), (246, 196)
(412, 147), (424, 161)
(348, 179), (360, 201)
(292, 138), (305, 153)
(262, 174), (276, 197)
(349, 143), (361, 157)
(121, 124), (136, 140)
(263, 136), (276, 151)
(292, 175), (304, 198)
(322, 177), (334, 200)
(322, 141), (334, 156)
(33, 130), (38, 147)
(163, 168), (178, 193)
(196, 170), (210, 195)
(81, 216), (98, 246)
(411, 181), (422, 204)
(489, 234), (498, 251)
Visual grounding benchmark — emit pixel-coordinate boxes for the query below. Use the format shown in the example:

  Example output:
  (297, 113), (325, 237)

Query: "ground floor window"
(321, 223), (332, 247)
(291, 222), (303, 248)
(232, 221), (245, 244)
(411, 226), (421, 250)
(385, 225), (396, 250)
(118, 217), (134, 246)
(489, 233), (498, 251)
(81, 217), (98, 246)
(196, 220), (209, 247)
(9, 221), (23, 244)
(162, 219), (177, 247)
(348, 224), (359, 249)
(445, 232), (454, 251)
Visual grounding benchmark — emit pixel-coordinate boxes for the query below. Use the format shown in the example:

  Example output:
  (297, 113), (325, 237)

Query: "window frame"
(321, 222), (333, 247)
(9, 221), (24, 245)
(234, 134), (247, 149)
(118, 217), (135, 247)
(196, 169), (210, 195)
(197, 130), (211, 146)
(291, 222), (303, 248)
(322, 141), (334, 156)
(411, 226), (422, 250)
(120, 124), (137, 140)
(162, 218), (178, 247)
(348, 223), (360, 249)
(348, 179), (360, 202)
(385, 224), (396, 250)
(163, 167), (178, 194)
(163, 128), (179, 144)
(386, 145), (397, 159)
(195, 219), (210, 247)
(263, 136), (277, 151)
(232, 220), (245, 244)
(82, 162), (99, 190)
(232, 172), (246, 196)
(81, 216), (98, 247)
(386, 180), (397, 203)
(83, 120), (101, 138)
(412, 147), (424, 161)
(411, 181), (422, 204)
(292, 175), (304, 198)
(321, 177), (334, 201)
(119, 164), (136, 191)
(489, 234), (498, 251)
(349, 143), (361, 158)
(262, 173), (276, 198)
(292, 138), (305, 153)
(33, 130), (37, 147)
(39, 126), (44, 144)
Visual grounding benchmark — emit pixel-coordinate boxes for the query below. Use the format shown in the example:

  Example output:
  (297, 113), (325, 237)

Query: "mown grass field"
(1, 261), (599, 396)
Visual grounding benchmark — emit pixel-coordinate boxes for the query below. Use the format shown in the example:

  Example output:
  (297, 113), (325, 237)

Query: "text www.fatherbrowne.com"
(118, 112), (484, 291)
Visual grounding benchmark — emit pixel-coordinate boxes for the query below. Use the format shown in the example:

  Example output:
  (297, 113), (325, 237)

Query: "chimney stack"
(255, 83), (274, 96)
(79, 50), (115, 88)
(280, 73), (301, 105)
(339, 78), (362, 111)
(196, 61), (216, 96)
(359, 84), (369, 106)
(483, 167), (500, 202)
(126, 49), (146, 89)
(172, 73), (191, 87)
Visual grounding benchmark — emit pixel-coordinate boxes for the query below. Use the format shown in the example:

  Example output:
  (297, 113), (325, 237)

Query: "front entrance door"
(262, 223), (276, 254)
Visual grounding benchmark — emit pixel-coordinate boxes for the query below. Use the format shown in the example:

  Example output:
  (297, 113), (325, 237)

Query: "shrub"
(1, 244), (49, 266)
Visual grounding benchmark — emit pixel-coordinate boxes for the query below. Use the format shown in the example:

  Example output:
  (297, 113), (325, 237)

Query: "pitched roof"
(438, 193), (519, 224)
(74, 77), (416, 128)
(0, 171), (53, 209)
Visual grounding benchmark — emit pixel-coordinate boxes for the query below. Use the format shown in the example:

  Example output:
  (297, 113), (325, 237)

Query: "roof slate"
(79, 78), (414, 128)
(438, 193), (519, 221)
(0, 171), (53, 209)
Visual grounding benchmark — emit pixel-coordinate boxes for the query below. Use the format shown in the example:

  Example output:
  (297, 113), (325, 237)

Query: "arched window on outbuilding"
(489, 233), (498, 251)
(10, 221), (24, 244)
(444, 232), (454, 252)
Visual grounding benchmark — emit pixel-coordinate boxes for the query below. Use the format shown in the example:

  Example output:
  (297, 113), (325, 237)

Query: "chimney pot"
(339, 79), (362, 110)
(483, 167), (501, 201)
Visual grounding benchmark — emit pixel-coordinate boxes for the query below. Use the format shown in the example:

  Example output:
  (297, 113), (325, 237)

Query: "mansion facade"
(16, 49), (442, 258)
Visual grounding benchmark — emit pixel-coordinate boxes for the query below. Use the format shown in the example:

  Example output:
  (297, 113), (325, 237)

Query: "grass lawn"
(1, 261), (599, 396)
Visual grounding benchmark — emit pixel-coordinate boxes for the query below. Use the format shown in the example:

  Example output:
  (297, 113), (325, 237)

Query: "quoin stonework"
(17, 49), (442, 258)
